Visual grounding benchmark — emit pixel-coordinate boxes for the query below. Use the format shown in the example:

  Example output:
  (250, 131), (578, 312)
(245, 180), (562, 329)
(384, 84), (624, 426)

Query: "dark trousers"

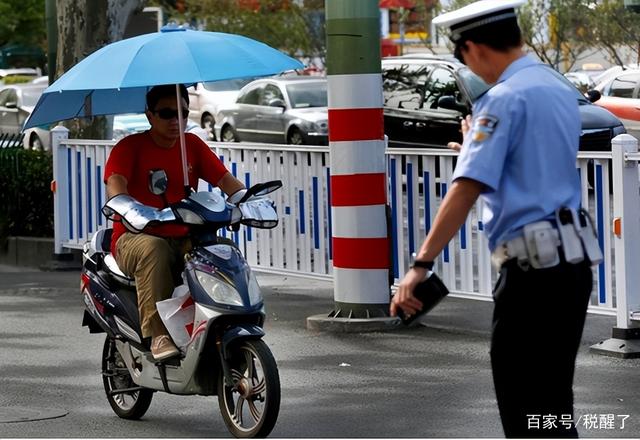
(491, 258), (592, 438)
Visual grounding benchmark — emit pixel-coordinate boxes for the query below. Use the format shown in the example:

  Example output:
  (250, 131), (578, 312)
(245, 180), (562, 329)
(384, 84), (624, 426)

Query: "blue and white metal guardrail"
(51, 125), (628, 317)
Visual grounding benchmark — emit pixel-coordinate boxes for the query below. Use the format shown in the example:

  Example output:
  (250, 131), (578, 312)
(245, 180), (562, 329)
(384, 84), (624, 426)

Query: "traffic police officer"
(390, 0), (595, 437)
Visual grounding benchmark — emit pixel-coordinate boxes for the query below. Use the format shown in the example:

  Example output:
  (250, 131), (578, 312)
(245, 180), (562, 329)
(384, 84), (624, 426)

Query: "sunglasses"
(453, 41), (468, 64)
(153, 107), (189, 120)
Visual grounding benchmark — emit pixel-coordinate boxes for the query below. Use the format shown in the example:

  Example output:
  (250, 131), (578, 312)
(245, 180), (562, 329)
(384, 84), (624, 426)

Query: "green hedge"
(0, 148), (53, 240)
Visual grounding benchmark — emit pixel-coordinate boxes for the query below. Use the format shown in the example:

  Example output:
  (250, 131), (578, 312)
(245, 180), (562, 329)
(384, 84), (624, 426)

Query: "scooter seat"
(89, 228), (136, 288)
(104, 254), (136, 287)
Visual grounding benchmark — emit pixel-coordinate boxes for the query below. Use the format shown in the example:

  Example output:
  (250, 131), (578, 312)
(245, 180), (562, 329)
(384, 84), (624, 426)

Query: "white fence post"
(51, 125), (70, 256)
(591, 134), (640, 358)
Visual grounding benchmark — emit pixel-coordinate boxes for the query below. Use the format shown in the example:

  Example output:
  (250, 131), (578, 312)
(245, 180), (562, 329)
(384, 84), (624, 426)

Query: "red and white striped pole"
(309, 0), (395, 328)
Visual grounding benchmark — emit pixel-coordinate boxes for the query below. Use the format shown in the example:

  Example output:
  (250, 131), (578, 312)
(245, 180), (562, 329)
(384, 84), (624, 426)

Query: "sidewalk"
(0, 265), (638, 438)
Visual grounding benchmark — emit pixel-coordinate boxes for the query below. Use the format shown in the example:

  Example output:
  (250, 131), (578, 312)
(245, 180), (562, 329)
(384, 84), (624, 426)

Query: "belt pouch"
(522, 221), (560, 269)
(556, 207), (585, 264)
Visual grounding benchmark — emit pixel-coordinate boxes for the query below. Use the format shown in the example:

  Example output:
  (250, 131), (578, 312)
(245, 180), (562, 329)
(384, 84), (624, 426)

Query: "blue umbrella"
(25, 25), (303, 193)
(25, 25), (304, 128)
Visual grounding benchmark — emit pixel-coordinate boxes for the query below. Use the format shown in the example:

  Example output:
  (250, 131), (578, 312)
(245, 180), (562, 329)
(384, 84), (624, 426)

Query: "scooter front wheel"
(102, 336), (153, 419)
(217, 339), (281, 438)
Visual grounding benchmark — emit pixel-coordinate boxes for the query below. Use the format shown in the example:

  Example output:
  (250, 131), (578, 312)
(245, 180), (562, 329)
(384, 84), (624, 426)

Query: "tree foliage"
(165, 0), (325, 60)
(0, 0), (46, 48)
(0, 148), (53, 239)
(518, 0), (593, 71)
(436, 0), (594, 71)
(587, 0), (640, 66)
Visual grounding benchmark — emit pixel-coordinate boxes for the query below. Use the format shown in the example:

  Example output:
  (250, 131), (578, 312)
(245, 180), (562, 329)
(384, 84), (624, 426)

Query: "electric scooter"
(81, 176), (282, 438)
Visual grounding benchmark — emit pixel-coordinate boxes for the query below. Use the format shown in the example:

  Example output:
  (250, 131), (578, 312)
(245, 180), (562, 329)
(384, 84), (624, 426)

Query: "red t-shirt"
(103, 131), (229, 255)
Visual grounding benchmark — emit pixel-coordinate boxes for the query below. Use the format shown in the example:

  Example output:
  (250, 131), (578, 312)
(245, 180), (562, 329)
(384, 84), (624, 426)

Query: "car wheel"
(287, 127), (304, 145)
(29, 133), (43, 150)
(201, 113), (215, 141)
(221, 125), (239, 142)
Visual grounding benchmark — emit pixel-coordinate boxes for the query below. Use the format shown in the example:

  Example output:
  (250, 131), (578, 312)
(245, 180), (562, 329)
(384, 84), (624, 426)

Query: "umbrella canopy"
(25, 26), (304, 129)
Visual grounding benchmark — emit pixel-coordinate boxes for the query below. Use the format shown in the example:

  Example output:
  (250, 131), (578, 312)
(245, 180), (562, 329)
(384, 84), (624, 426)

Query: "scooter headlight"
(174, 207), (204, 225)
(248, 271), (263, 305)
(196, 270), (244, 307)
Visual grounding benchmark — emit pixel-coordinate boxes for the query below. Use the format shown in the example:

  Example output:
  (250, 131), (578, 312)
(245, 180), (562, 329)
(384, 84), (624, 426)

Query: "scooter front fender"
(221, 324), (264, 358)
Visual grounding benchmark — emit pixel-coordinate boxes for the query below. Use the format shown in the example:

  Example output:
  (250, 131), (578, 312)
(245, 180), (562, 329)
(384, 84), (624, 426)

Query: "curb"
(0, 236), (81, 270)
(306, 314), (401, 333)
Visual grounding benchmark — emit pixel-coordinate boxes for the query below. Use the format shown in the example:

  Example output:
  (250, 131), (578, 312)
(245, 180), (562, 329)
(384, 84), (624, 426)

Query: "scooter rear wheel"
(102, 336), (153, 419)
(217, 339), (281, 438)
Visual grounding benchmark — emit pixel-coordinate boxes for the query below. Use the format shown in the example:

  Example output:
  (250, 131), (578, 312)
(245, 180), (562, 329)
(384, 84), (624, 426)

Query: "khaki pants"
(115, 232), (191, 339)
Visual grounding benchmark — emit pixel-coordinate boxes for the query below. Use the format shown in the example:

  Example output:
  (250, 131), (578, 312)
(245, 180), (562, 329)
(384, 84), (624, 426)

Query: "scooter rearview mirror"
(239, 180), (283, 203)
(586, 89), (601, 103)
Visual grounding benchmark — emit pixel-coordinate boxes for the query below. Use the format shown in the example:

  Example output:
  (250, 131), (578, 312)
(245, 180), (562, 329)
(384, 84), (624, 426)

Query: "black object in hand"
(397, 271), (449, 325)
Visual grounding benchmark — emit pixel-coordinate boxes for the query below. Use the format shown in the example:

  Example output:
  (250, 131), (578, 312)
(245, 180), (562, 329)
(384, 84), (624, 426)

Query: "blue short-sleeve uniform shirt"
(452, 55), (582, 251)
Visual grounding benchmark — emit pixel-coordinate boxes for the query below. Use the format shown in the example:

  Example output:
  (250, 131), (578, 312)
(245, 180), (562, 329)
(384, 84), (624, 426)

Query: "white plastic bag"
(156, 284), (194, 349)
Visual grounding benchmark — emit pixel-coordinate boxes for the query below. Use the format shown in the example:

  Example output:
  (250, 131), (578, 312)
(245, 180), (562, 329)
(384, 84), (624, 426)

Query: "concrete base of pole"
(306, 314), (401, 333)
(590, 338), (640, 358)
(590, 327), (640, 358)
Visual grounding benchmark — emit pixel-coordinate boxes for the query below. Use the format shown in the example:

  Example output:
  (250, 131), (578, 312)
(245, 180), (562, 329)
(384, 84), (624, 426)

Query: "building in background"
(380, 0), (442, 55)
(123, 6), (163, 38)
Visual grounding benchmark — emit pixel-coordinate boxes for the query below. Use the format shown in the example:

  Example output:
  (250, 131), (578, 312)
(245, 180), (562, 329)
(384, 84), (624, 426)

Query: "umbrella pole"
(176, 84), (190, 197)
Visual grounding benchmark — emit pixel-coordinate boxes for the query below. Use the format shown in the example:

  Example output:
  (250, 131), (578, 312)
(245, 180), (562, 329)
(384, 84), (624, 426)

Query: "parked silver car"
(0, 83), (48, 149)
(188, 77), (258, 141)
(0, 68), (40, 85)
(112, 113), (209, 142)
(214, 76), (328, 145)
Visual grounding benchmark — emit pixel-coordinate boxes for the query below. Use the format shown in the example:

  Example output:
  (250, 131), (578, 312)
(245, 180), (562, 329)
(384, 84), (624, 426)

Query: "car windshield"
(22, 87), (44, 107)
(203, 78), (257, 92)
(286, 82), (328, 108)
(456, 67), (491, 102)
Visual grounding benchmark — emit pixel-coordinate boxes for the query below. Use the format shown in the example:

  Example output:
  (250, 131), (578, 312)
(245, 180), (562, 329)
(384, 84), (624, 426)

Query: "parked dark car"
(214, 76), (328, 145)
(381, 54), (626, 152)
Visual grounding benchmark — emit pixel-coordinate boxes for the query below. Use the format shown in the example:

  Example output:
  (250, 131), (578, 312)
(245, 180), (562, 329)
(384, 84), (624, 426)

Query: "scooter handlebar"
(237, 197), (278, 229)
(102, 194), (177, 233)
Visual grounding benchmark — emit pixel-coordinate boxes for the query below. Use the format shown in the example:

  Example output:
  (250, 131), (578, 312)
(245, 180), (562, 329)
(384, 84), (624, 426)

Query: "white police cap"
(433, 0), (526, 42)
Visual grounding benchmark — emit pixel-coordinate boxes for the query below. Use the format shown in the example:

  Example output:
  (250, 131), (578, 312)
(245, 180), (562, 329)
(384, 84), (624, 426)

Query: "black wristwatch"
(411, 260), (434, 270)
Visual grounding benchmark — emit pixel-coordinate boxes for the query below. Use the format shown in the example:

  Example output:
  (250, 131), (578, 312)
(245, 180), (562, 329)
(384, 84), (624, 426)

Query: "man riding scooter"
(104, 84), (247, 360)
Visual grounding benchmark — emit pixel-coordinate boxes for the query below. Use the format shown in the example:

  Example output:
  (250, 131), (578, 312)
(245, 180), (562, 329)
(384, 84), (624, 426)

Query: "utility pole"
(308, 0), (397, 332)
(45, 0), (57, 84)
